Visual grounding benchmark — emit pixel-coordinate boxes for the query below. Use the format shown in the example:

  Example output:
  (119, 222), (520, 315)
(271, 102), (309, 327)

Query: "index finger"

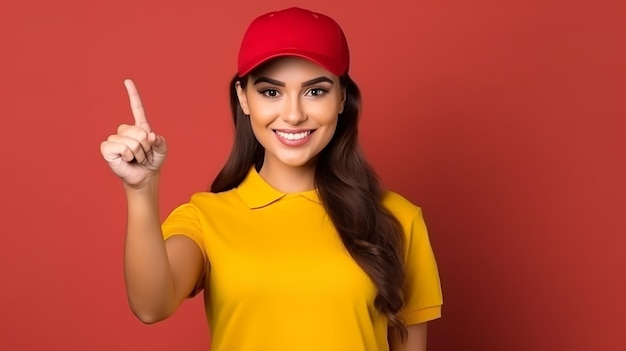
(124, 79), (151, 131)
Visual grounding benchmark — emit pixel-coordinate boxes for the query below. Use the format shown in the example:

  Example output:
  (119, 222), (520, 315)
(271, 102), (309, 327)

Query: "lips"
(273, 129), (316, 146)
(275, 130), (312, 140)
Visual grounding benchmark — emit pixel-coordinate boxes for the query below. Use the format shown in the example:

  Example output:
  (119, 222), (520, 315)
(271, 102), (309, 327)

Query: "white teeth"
(276, 131), (311, 140)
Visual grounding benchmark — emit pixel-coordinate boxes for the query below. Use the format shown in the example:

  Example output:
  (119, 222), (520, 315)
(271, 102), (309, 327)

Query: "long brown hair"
(212, 73), (408, 340)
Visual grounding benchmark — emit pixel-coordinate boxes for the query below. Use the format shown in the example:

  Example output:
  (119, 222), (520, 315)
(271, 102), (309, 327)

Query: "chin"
(270, 151), (320, 169)
(277, 157), (315, 169)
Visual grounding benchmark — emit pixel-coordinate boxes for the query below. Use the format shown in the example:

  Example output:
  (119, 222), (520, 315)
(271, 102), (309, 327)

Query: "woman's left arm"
(388, 323), (428, 351)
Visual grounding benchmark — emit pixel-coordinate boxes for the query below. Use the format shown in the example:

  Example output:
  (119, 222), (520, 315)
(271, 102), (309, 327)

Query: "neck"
(258, 159), (316, 193)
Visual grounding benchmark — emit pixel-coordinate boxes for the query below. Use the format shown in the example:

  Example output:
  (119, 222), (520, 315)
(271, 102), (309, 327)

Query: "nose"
(282, 95), (307, 125)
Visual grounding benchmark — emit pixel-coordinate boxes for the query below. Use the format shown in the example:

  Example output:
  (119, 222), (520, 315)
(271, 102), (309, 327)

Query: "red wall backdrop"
(1, 0), (624, 350)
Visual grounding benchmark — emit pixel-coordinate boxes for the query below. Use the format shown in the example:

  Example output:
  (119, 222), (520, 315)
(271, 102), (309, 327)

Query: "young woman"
(100, 7), (442, 351)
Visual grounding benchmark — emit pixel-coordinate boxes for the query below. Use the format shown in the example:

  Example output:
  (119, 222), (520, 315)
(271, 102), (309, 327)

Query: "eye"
(306, 87), (328, 97)
(259, 88), (280, 98)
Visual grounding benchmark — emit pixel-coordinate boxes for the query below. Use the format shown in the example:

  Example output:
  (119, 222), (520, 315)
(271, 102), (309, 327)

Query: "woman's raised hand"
(100, 79), (167, 189)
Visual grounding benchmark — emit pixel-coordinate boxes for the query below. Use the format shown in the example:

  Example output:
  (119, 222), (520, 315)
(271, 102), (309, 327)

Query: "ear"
(339, 87), (347, 114)
(235, 81), (251, 115)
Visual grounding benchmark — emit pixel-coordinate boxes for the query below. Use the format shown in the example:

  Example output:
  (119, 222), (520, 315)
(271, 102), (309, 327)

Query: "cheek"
(307, 89), (341, 110)
(247, 99), (278, 127)
(248, 114), (273, 143)
(312, 110), (339, 143)
(307, 101), (341, 126)
(326, 120), (339, 139)
(246, 104), (278, 149)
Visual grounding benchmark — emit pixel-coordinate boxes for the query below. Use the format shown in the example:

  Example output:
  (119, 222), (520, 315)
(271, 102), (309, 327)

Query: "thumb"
(150, 132), (167, 155)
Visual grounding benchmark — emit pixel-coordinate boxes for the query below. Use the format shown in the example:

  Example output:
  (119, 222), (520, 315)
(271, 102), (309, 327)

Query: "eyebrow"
(253, 76), (334, 87)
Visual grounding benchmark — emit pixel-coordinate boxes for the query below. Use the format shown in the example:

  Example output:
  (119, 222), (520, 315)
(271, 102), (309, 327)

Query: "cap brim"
(238, 49), (344, 77)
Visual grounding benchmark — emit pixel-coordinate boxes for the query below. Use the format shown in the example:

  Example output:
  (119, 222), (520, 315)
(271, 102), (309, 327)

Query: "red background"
(1, 0), (625, 350)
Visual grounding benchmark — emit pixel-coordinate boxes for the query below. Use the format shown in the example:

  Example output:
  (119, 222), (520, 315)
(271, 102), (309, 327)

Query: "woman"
(100, 7), (442, 351)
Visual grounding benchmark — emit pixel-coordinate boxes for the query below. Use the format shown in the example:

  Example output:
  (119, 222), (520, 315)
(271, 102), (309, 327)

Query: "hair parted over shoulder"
(211, 72), (409, 340)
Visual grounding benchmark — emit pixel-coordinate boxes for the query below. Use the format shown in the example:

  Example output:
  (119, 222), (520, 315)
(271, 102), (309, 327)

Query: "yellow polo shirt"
(162, 167), (442, 351)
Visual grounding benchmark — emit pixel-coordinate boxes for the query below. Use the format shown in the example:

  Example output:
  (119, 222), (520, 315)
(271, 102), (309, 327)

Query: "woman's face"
(236, 56), (345, 172)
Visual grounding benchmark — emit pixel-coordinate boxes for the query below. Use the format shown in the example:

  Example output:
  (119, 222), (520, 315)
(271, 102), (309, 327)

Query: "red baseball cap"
(237, 7), (350, 77)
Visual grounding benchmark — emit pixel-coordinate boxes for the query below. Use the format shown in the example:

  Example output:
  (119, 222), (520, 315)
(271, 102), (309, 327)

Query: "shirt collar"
(236, 166), (321, 209)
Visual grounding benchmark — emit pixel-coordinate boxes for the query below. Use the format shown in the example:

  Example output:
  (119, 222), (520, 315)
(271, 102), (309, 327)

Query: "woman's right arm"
(100, 79), (204, 324)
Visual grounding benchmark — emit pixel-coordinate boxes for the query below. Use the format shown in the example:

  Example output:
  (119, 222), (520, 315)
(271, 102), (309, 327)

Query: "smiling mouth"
(273, 130), (315, 141)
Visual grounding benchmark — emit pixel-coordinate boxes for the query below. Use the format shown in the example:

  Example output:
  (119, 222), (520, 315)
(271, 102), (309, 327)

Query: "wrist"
(123, 173), (161, 196)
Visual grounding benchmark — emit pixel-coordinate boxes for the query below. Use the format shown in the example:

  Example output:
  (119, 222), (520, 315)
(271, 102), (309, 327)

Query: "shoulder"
(186, 188), (241, 207)
(381, 190), (422, 224)
(163, 188), (248, 233)
(167, 188), (245, 218)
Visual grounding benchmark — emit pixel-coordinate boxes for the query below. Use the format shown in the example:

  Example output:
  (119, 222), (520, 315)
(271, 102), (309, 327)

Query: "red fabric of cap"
(237, 7), (350, 77)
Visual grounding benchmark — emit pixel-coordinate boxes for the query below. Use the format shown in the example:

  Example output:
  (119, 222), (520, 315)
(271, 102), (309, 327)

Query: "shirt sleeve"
(397, 208), (443, 325)
(161, 201), (207, 297)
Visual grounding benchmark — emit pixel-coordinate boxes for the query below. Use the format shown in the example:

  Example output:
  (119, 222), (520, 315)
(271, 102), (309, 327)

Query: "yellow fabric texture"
(161, 168), (443, 351)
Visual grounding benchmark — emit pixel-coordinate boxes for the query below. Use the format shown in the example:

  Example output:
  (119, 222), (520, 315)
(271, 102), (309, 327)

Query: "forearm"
(123, 176), (176, 323)
(389, 323), (428, 351)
